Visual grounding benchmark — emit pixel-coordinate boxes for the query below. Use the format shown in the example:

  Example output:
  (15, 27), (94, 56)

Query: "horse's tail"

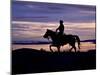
(74, 35), (80, 49)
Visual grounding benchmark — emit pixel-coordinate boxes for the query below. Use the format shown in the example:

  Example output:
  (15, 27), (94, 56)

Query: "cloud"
(11, 1), (96, 42)
(12, 21), (95, 42)
(12, 1), (96, 23)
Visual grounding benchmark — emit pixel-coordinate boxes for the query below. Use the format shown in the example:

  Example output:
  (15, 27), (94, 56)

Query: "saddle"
(56, 32), (65, 38)
(54, 32), (65, 45)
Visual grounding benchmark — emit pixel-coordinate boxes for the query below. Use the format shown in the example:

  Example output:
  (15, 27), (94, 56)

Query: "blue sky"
(12, 1), (96, 43)
(12, 1), (95, 23)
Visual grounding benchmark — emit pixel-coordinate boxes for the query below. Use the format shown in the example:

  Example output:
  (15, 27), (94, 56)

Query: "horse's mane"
(47, 29), (56, 34)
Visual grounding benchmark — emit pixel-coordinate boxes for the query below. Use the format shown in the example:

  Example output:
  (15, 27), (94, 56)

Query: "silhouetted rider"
(56, 20), (64, 35)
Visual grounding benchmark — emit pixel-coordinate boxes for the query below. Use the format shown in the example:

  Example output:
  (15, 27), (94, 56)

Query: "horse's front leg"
(49, 45), (53, 52)
(69, 47), (73, 52)
(57, 46), (60, 52)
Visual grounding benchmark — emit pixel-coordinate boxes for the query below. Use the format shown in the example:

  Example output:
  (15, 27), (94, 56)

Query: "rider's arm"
(56, 25), (60, 32)
(56, 28), (59, 32)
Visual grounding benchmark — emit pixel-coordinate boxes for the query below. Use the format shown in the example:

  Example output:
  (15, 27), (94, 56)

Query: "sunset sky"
(12, 1), (96, 43)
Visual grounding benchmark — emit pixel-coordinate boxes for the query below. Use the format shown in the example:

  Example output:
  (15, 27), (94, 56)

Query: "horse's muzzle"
(43, 35), (47, 38)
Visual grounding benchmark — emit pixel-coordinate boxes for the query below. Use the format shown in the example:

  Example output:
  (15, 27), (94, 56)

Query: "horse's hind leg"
(78, 44), (80, 51)
(71, 43), (76, 52)
(73, 45), (76, 52)
(49, 45), (53, 52)
(69, 45), (76, 52)
(69, 42), (76, 52)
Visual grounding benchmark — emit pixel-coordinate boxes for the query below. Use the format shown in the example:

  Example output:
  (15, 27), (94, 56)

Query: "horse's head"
(43, 29), (51, 39)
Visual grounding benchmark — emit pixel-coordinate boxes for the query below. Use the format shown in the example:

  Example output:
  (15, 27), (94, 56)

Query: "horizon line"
(12, 39), (96, 45)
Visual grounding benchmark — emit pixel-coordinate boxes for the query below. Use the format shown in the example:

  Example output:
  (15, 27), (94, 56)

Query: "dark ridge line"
(12, 39), (96, 45)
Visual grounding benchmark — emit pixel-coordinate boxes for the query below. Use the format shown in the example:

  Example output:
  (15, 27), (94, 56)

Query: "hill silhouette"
(12, 48), (96, 74)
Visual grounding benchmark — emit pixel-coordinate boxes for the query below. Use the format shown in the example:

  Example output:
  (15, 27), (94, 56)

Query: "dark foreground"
(12, 48), (96, 74)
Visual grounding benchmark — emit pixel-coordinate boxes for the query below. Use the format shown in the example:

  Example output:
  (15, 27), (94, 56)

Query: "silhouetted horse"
(43, 29), (80, 52)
